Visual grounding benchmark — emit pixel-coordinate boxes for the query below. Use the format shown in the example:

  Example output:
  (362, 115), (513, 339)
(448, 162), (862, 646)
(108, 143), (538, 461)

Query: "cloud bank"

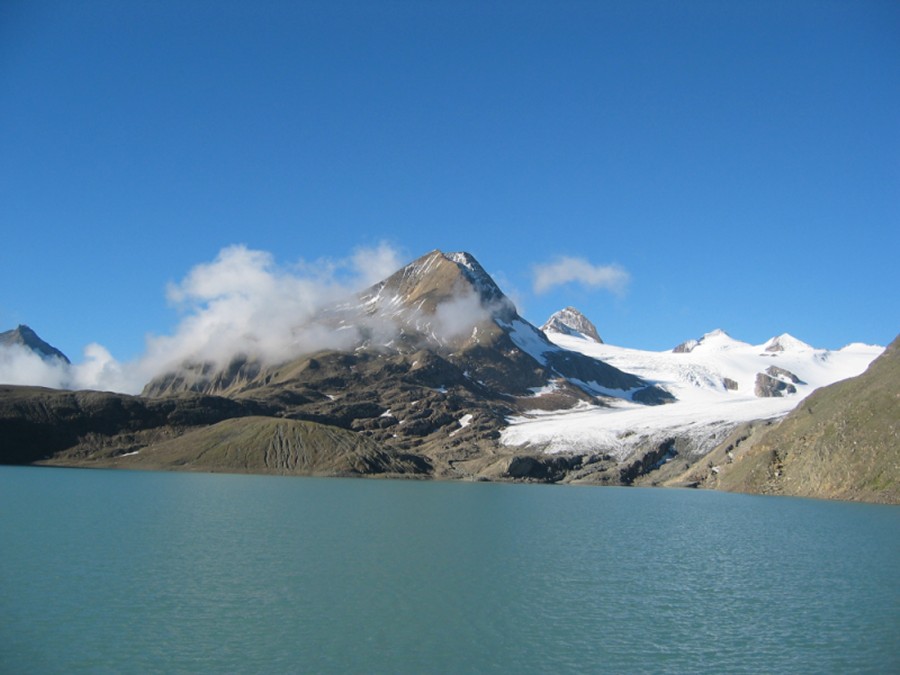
(532, 256), (630, 295)
(0, 243), (405, 394)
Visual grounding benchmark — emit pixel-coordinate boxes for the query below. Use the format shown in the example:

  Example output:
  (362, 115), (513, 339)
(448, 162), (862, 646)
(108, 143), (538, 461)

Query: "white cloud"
(532, 256), (630, 295)
(143, 243), (403, 378)
(433, 287), (493, 342)
(0, 344), (70, 389)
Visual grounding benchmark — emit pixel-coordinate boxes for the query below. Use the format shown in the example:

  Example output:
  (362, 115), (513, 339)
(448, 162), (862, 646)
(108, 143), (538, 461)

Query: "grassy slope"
(43, 416), (430, 478)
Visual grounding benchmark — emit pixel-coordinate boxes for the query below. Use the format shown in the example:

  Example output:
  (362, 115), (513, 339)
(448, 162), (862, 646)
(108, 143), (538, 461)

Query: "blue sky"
(2, 0), (898, 367)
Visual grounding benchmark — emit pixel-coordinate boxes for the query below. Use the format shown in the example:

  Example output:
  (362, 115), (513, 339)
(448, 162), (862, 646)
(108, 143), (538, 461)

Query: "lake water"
(1, 466), (897, 673)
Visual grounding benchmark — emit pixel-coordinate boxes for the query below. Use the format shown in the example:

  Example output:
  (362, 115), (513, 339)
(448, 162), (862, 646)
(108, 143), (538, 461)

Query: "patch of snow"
(528, 381), (561, 396)
(449, 413), (474, 438)
(567, 377), (641, 398)
(502, 318), (557, 366)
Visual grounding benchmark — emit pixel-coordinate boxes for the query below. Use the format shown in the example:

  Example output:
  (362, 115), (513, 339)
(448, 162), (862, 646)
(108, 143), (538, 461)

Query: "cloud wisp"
(532, 256), (630, 295)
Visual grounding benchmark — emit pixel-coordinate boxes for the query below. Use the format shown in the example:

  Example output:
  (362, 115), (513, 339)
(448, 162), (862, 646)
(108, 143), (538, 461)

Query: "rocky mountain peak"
(361, 250), (516, 322)
(541, 307), (603, 343)
(360, 250), (518, 338)
(0, 324), (70, 363)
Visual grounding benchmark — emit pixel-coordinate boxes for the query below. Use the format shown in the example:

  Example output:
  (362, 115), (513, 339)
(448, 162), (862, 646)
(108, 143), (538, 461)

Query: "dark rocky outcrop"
(504, 454), (583, 482)
(754, 372), (797, 397)
(672, 339), (698, 354)
(754, 363), (805, 398)
(765, 365), (804, 384)
(619, 439), (677, 485)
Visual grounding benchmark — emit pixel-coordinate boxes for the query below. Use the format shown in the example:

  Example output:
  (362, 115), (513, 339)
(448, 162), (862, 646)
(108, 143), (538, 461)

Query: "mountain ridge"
(0, 250), (894, 502)
(143, 250), (670, 405)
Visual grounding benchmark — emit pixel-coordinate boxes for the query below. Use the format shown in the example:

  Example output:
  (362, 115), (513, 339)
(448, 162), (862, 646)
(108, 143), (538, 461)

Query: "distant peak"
(763, 333), (813, 352)
(541, 307), (603, 343)
(0, 324), (71, 363)
(673, 329), (745, 353)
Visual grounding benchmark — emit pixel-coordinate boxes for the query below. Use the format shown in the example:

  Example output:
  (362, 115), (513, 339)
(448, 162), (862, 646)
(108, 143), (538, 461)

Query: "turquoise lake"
(1, 465), (897, 673)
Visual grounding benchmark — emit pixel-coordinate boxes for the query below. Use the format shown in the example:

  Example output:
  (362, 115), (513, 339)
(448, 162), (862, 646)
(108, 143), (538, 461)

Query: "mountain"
(143, 249), (672, 412)
(541, 307), (603, 343)
(0, 325), (70, 363)
(0, 251), (893, 501)
(1, 251), (671, 480)
(666, 334), (900, 503)
(190, 251), (671, 467)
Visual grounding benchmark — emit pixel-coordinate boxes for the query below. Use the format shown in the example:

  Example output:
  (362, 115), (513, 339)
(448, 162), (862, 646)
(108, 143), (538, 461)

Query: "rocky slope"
(707, 334), (900, 503)
(0, 385), (427, 477)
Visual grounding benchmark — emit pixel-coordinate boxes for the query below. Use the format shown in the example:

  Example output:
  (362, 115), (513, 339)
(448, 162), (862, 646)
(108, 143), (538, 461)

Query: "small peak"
(674, 329), (744, 353)
(763, 333), (813, 352)
(541, 307), (603, 343)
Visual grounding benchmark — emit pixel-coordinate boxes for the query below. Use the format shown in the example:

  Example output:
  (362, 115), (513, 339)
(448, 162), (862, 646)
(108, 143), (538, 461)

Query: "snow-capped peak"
(762, 333), (813, 353)
(673, 329), (746, 353)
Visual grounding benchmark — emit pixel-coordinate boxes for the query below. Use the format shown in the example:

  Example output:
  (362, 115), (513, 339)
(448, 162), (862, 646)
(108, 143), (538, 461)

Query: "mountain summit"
(542, 307), (603, 343)
(0, 325), (70, 363)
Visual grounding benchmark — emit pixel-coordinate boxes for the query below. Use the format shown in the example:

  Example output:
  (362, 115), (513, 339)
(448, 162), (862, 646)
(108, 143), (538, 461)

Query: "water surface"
(1, 466), (897, 673)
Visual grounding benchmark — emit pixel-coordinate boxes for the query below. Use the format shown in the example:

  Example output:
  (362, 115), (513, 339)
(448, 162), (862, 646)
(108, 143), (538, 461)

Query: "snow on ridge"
(692, 329), (748, 351)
